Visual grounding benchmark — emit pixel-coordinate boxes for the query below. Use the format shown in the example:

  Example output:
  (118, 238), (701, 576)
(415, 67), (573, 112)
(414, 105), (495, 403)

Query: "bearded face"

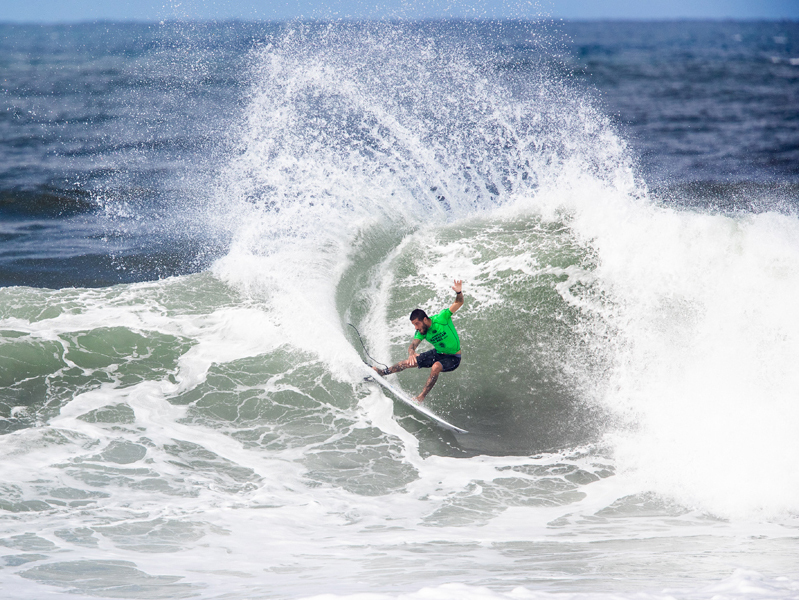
(411, 318), (429, 335)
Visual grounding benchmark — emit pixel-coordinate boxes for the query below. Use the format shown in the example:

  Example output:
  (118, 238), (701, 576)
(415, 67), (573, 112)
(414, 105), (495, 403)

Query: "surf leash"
(347, 323), (389, 370)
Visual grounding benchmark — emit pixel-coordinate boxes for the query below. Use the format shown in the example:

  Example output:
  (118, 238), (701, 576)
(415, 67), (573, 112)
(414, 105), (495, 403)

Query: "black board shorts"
(416, 349), (461, 372)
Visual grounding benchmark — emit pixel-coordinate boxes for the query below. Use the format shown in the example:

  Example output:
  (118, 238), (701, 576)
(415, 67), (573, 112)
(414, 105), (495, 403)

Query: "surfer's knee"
(431, 362), (443, 374)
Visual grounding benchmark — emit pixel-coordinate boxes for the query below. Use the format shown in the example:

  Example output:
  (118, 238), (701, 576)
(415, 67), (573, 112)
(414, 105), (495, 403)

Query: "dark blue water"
(562, 21), (799, 194)
(1, 20), (798, 288)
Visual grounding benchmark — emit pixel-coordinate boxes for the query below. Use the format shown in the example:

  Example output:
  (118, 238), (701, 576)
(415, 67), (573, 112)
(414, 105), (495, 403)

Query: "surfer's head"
(410, 309), (430, 334)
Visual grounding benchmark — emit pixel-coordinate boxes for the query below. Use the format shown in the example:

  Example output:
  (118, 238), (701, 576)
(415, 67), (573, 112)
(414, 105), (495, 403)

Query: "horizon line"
(2, 16), (798, 26)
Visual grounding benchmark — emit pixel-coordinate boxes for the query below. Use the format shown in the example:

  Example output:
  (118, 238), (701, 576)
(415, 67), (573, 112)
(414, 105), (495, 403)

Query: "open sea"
(1, 18), (799, 600)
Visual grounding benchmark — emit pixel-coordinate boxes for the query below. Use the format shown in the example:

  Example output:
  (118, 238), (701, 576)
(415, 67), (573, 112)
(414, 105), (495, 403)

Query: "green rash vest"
(414, 308), (461, 355)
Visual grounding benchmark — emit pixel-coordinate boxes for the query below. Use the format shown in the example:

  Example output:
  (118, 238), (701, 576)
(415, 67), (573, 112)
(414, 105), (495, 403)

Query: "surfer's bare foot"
(413, 395), (424, 403)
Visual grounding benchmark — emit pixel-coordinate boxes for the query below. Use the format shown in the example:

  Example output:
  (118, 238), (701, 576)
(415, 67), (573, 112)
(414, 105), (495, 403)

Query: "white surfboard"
(363, 364), (468, 434)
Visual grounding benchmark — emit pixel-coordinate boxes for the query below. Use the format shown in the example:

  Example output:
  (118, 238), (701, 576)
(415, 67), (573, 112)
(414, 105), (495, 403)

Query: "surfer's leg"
(373, 358), (414, 376)
(415, 361), (443, 402)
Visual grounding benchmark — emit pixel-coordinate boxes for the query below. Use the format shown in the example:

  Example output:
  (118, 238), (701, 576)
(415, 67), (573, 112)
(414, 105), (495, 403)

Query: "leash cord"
(348, 323), (389, 370)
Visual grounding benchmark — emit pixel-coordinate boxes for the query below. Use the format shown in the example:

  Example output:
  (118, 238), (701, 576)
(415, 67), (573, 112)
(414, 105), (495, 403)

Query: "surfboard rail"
(363, 364), (468, 434)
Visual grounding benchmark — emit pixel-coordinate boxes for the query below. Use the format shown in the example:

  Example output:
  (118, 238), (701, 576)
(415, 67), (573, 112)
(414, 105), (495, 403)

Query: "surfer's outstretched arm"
(449, 280), (464, 314)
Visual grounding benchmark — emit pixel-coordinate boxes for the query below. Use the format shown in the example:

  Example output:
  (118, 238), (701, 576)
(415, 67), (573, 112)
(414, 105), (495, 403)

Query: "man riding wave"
(374, 280), (464, 402)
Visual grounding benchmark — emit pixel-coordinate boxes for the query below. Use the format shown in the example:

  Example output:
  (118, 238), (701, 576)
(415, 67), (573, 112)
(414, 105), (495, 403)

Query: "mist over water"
(1, 18), (798, 600)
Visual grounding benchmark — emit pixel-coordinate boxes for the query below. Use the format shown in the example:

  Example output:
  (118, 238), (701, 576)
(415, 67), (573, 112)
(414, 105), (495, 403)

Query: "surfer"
(374, 280), (463, 402)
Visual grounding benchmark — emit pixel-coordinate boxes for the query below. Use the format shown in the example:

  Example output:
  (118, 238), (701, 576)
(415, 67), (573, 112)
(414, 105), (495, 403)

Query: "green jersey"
(415, 308), (461, 354)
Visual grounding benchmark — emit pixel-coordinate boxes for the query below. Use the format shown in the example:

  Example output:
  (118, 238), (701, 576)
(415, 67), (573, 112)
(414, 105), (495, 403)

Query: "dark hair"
(409, 308), (428, 322)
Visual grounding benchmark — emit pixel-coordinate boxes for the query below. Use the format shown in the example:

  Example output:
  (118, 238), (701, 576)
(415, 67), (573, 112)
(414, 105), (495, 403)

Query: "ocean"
(1, 18), (798, 600)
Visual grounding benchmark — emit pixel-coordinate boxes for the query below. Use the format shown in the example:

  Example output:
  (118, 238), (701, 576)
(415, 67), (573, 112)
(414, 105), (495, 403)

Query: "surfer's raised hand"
(450, 279), (464, 313)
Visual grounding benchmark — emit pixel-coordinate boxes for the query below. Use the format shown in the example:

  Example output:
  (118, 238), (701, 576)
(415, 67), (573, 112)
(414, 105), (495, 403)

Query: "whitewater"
(1, 20), (798, 600)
